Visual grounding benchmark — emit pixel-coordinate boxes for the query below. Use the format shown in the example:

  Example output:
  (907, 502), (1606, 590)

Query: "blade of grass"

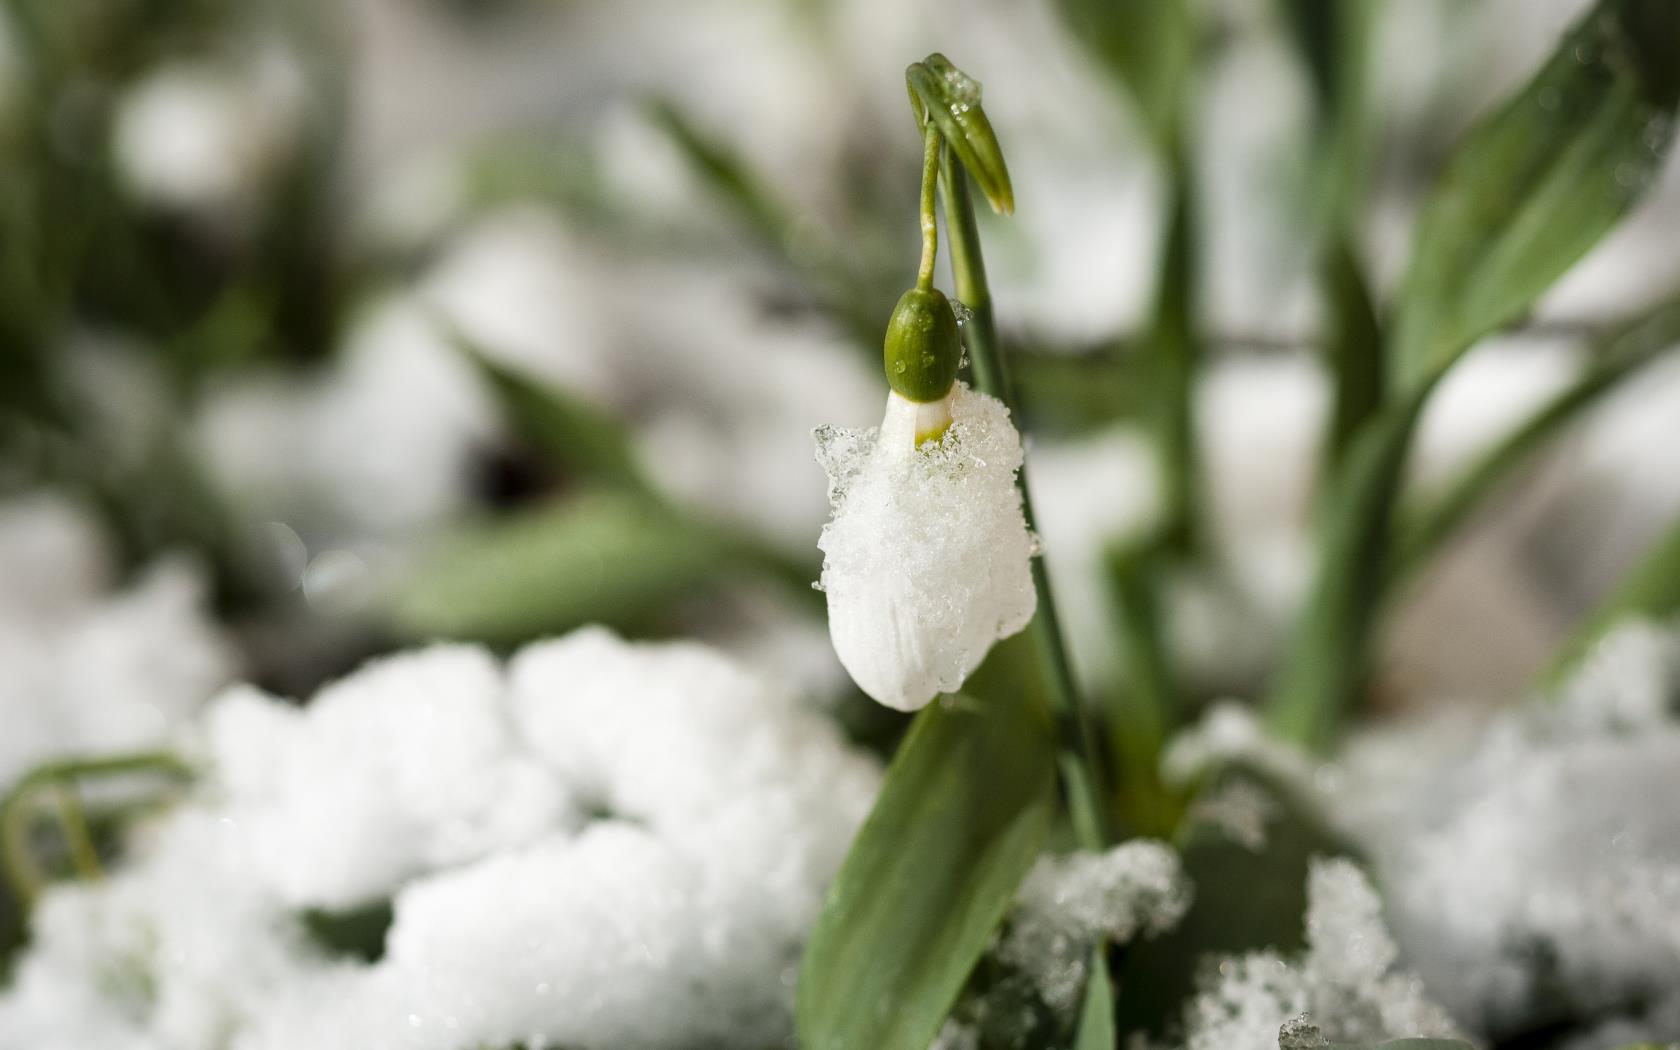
(1394, 296), (1680, 581)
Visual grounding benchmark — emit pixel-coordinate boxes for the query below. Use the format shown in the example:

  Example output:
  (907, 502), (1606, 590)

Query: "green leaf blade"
(1393, 0), (1680, 386)
(1053, 0), (1194, 150)
(1544, 514), (1680, 685)
(386, 492), (731, 645)
(796, 692), (1056, 1050)
(1073, 947), (1117, 1050)
(1395, 295), (1680, 581)
(446, 327), (648, 492)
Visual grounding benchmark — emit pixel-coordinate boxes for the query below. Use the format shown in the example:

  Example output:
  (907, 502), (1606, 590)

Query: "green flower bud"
(882, 287), (962, 403)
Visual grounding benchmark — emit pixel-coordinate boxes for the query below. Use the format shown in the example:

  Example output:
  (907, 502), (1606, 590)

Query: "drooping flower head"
(815, 379), (1037, 710)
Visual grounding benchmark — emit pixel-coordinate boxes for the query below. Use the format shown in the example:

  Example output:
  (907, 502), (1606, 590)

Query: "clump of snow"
(0, 627), (881, 1050)
(1276, 1015), (1329, 1049)
(1186, 777), (1282, 852)
(195, 294), (498, 548)
(0, 492), (111, 626)
(112, 49), (307, 217)
(1000, 841), (1191, 1013)
(815, 382), (1037, 710)
(638, 304), (881, 551)
(1346, 620), (1680, 1041)
(202, 646), (570, 909)
(0, 491), (236, 789)
(1162, 703), (1319, 794)
(0, 809), (325, 1050)
(1171, 859), (1460, 1050)
(420, 207), (622, 405)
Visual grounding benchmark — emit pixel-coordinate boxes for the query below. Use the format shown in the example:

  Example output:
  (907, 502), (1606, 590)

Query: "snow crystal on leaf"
(1171, 859), (1460, 1050)
(1000, 841), (1190, 1013)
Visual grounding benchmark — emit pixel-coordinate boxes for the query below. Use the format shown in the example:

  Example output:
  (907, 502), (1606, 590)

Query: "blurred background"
(2, 0), (1678, 771)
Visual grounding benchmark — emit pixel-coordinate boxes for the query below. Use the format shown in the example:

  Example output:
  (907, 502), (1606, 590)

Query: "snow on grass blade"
(796, 691), (1056, 1050)
(1114, 764), (1357, 1041)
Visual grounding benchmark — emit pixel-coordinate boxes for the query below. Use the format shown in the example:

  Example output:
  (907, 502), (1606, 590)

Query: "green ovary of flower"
(882, 287), (962, 404)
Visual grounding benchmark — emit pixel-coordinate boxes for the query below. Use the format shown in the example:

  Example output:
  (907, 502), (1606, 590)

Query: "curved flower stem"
(916, 125), (941, 292)
(939, 146), (1112, 848)
(55, 785), (103, 882)
(0, 751), (193, 906)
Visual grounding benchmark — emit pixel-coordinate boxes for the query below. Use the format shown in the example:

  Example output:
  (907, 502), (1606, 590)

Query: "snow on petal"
(815, 381), (1037, 710)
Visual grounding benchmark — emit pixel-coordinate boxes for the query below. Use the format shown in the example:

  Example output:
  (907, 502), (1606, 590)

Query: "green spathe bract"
(906, 54), (1014, 216)
(883, 286), (962, 403)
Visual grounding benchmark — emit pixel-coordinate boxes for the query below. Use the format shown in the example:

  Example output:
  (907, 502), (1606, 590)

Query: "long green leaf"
(1282, 0), (1375, 226)
(1392, 0), (1680, 388)
(1395, 297), (1680, 581)
(1265, 388), (1428, 750)
(1543, 515), (1680, 685)
(1053, 0), (1194, 150)
(1147, 148), (1201, 555)
(474, 356), (646, 490)
(444, 326), (648, 492)
(1073, 948), (1117, 1050)
(1321, 233), (1385, 472)
(797, 692), (1057, 1050)
(1107, 543), (1179, 837)
(386, 491), (735, 644)
(644, 98), (792, 248)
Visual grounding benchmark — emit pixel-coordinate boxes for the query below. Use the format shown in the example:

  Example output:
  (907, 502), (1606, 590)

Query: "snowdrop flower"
(816, 287), (1037, 710)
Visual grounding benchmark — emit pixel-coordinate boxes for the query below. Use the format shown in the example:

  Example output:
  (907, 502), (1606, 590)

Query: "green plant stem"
(0, 752), (193, 906)
(916, 125), (940, 292)
(1151, 140), (1201, 555)
(940, 148), (1112, 848)
(54, 785), (102, 882)
(1107, 545), (1178, 837)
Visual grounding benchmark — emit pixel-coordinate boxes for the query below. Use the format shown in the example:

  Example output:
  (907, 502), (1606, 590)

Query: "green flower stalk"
(882, 125), (964, 446)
